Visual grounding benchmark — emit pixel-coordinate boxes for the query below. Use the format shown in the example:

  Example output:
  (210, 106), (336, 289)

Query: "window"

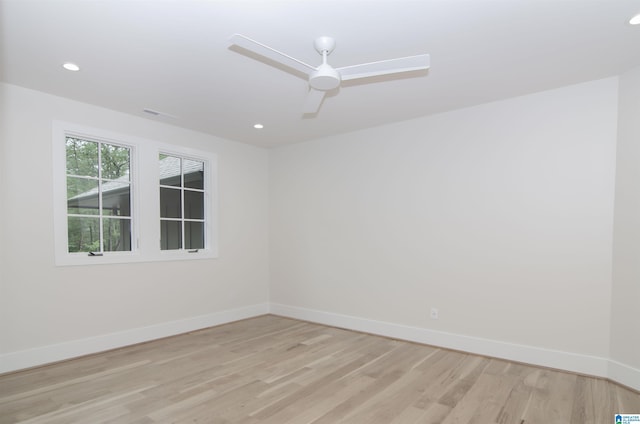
(159, 154), (205, 251)
(66, 137), (132, 254)
(53, 121), (218, 265)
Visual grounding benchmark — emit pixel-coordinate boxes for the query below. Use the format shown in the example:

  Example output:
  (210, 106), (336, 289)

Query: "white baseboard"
(608, 359), (640, 392)
(0, 303), (269, 374)
(269, 303), (639, 391)
(3, 302), (638, 392)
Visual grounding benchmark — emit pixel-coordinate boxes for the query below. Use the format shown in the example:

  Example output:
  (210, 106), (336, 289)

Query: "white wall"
(270, 78), (619, 376)
(0, 84), (8, 360)
(611, 66), (640, 388)
(2, 75), (637, 389)
(0, 83), (270, 371)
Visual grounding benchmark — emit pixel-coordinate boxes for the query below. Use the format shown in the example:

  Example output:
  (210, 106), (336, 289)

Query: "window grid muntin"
(65, 135), (133, 254)
(159, 153), (206, 251)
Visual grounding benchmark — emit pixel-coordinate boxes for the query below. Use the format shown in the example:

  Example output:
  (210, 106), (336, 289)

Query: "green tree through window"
(66, 137), (132, 253)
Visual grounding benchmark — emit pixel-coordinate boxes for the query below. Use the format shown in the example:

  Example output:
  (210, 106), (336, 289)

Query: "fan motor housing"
(309, 64), (341, 90)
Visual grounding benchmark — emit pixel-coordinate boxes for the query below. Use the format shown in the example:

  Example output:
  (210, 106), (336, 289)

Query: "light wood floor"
(1, 315), (638, 424)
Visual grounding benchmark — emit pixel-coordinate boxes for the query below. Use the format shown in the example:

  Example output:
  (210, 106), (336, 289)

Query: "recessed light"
(253, 124), (264, 129)
(62, 62), (80, 71)
(630, 13), (640, 25)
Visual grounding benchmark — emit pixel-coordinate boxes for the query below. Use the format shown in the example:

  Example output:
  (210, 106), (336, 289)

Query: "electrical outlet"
(430, 308), (439, 320)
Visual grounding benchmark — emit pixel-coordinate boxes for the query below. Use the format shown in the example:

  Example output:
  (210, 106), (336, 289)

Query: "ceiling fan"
(229, 34), (430, 114)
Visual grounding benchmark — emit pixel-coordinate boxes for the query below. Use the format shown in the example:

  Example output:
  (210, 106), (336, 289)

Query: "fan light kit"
(229, 34), (430, 114)
(630, 13), (640, 25)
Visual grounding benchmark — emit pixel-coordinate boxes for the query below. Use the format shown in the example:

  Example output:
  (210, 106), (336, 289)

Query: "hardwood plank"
(519, 368), (578, 424)
(616, 383), (640, 412)
(0, 315), (638, 424)
(440, 373), (519, 424)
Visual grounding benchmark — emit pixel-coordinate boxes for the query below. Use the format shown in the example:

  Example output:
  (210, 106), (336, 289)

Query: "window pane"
(159, 154), (181, 187)
(160, 187), (182, 218)
(157, 153), (208, 252)
(68, 216), (101, 252)
(184, 190), (204, 219)
(160, 220), (182, 250)
(67, 177), (99, 215)
(102, 181), (131, 216)
(184, 159), (204, 189)
(66, 138), (98, 177)
(103, 218), (131, 252)
(101, 143), (130, 180)
(185, 221), (204, 249)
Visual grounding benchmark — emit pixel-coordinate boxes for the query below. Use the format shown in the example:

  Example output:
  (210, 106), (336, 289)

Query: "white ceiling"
(2, 0), (639, 148)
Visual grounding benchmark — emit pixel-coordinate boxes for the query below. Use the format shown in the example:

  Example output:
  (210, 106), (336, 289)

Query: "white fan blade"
(337, 54), (430, 81)
(302, 88), (326, 114)
(229, 34), (316, 76)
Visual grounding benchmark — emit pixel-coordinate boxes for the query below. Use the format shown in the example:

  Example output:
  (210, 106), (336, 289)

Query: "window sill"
(55, 249), (218, 266)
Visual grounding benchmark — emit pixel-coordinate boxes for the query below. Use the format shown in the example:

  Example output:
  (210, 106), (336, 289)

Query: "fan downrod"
(309, 36), (340, 91)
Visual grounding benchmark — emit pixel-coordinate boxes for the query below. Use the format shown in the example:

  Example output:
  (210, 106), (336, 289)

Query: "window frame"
(159, 152), (207, 252)
(157, 149), (214, 258)
(65, 136), (134, 255)
(53, 121), (218, 266)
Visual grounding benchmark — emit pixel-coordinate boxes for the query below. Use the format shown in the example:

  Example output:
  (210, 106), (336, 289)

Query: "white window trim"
(53, 121), (218, 266)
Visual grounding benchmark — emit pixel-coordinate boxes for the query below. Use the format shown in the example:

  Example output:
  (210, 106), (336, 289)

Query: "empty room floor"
(1, 315), (638, 423)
